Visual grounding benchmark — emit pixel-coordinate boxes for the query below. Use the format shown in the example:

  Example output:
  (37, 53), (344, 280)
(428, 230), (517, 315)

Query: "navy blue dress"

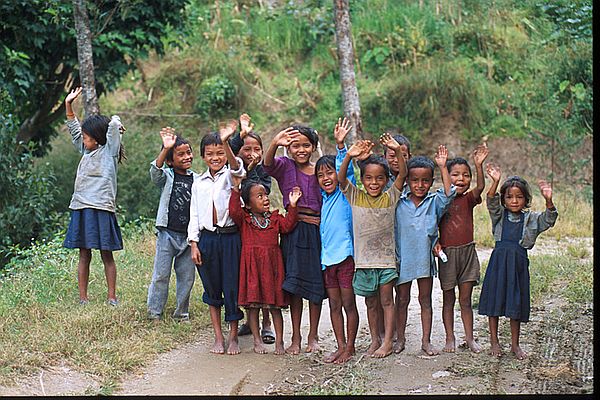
(478, 210), (530, 322)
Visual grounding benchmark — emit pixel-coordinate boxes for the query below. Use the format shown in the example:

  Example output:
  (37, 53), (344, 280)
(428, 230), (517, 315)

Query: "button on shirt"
(187, 158), (246, 244)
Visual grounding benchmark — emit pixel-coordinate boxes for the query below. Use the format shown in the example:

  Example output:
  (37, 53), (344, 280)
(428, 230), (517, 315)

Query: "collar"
(199, 165), (227, 180)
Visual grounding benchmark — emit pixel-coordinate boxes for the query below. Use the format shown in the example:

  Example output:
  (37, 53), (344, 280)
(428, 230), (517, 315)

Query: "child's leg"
(285, 295), (303, 355)
(147, 231), (176, 318)
(510, 318), (526, 360)
(372, 281), (395, 358)
(172, 241), (196, 319)
(261, 307), (272, 330)
(324, 287), (345, 363)
(227, 319), (240, 355)
(417, 277), (438, 355)
(365, 295), (381, 355)
(77, 248), (92, 302)
(208, 305), (225, 354)
(220, 232), (243, 355)
(270, 309), (285, 355)
(442, 288), (456, 352)
(458, 281), (481, 353)
(337, 287), (359, 364)
(100, 250), (117, 301)
(306, 301), (322, 353)
(488, 316), (501, 357)
(248, 308), (266, 354)
(376, 298), (386, 342)
(394, 282), (411, 353)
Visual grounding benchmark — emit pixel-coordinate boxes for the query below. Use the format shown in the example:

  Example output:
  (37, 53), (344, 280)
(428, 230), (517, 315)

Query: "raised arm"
(65, 87), (82, 120)
(486, 163), (501, 198)
(338, 140), (371, 189)
(220, 119), (241, 171)
(434, 144), (452, 196)
(263, 127), (300, 167)
(334, 117), (351, 150)
(471, 143), (488, 199)
(228, 175), (245, 227)
(154, 127), (176, 169)
(280, 186), (302, 234)
(380, 133), (407, 191)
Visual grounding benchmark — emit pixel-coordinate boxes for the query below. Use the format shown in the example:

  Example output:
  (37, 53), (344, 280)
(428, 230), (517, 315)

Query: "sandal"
(261, 328), (275, 344)
(238, 322), (251, 336)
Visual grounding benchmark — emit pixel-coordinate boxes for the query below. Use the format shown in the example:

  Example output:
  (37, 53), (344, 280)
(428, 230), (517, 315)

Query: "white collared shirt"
(187, 157), (246, 244)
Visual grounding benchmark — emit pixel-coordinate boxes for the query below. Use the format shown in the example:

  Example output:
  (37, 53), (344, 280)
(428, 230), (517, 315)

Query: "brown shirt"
(439, 191), (481, 248)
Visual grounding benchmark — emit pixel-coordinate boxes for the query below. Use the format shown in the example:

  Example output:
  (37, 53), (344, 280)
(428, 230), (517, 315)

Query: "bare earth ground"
(0, 237), (592, 396)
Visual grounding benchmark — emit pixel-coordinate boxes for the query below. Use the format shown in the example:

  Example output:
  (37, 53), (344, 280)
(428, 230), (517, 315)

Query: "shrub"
(195, 75), (237, 118)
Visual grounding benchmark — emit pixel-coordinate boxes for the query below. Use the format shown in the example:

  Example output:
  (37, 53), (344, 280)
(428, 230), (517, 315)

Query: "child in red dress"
(229, 177), (302, 354)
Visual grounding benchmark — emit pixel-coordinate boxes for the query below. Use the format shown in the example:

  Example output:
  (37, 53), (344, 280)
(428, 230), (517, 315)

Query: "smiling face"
(361, 163), (389, 197)
(202, 143), (227, 175)
(238, 136), (262, 167)
(385, 144), (409, 176)
(248, 184), (270, 214)
(288, 134), (315, 165)
(449, 163), (472, 195)
(316, 164), (338, 195)
(504, 186), (526, 213)
(82, 131), (99, 151)
(169, 143), (193, 174)
(408, 167), (434, 201)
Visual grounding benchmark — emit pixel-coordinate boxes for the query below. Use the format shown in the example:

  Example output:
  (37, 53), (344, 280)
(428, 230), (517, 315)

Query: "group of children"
(62, 87), (558, 364)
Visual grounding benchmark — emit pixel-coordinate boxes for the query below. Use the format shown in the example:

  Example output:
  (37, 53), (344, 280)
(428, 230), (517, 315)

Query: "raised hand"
(274, 127), (300, 147)
(379, 133), (400, 152)
(247, 151), (261, 171)
(239, 113), (254, 139)
(231, 174), (243, 190)
(219, 119), (238, 142)
(334, 117), (352, 147)
(347, 140), (367, 158)
(472, 143), (489, 166)
(538, 180), (553, 201)
(486, 163), (501, 182)
(160, 127), (177, 149)
(65, 87), (82, 104)
(288, 186), (302, 207)
(356, 140), (374, 161)
(434, 144), (448, 168)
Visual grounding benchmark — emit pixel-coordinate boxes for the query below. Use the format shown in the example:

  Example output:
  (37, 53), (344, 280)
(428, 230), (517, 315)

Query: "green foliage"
(195, 75), (237, 118)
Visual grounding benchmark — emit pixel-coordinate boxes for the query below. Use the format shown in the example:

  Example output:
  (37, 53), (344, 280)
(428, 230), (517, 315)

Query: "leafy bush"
(195, 75), (237, 118)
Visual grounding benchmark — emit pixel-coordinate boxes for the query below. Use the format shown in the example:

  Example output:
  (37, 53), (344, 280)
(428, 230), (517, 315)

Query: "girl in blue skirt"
(62, 87), (126, 306)
(478, 164), (557, 359)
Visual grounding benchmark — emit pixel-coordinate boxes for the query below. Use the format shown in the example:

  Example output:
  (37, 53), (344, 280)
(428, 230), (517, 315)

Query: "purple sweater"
(264, 156), (322, 213)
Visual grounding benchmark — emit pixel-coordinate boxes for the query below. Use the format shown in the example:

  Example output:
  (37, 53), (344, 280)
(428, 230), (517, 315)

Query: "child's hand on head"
(472, 143), (489, 166)
(486, 163), (501, 182)
(434, 144), (448, 168)
(334, 117), (352, 146)
(538, 180), (553, 201)
(65, 86), (82, 104)
(274, 127), (300, 147)
(219, 119), (238, 142)
(239, 113), (254, 139)
(288, 186), (302, 207)
(379, 133), (400, 151)
(160, 127), (176, 148)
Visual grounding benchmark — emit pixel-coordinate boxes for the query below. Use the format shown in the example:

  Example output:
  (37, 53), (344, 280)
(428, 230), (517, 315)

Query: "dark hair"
(200, 132), (222, 157)
(446, 157), (472, 177)
(243, 132), (263, 148)
(165, 136), (192, 163)
(407, 156), (435, 177)
(357, 154), (390, 178)
(315, 155), (336, 174)
(291, 125), (318, 147)
(383, 134), (411, 156)
(500, 176), (532, 208)
(81, 114), (126, 163)
(231, 131), (263, 155)
(240, 181), (265, 205)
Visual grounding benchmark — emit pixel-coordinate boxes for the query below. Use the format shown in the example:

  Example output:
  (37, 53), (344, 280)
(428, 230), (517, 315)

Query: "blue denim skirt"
(63, 208), (123, 251)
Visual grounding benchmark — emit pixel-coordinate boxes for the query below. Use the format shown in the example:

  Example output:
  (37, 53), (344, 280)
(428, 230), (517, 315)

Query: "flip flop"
(238, 322), (251, 336)
(261, 328), (275, 344)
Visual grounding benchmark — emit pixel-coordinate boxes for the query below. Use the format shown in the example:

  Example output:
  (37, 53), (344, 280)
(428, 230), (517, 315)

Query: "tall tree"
(72, 0), (99, 116)
(333, 0), (363, 141)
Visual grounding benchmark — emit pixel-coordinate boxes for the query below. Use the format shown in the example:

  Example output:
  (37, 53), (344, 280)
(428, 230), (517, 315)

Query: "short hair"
(231, 131), (263, 155)
(500, 176), (532, 208)
(383, 134), (411, 156)
(81, 114), (110, 145)
(200, 132), (222, 157)
(291, 125), (319, 147)
(446, 157), (472, 177)
(315, 155), (336, 174)
(165, 136), (192, 163)
(407, 156), (435, 177)
(357, 154), (390, 178)
(240, 181), (264, 205)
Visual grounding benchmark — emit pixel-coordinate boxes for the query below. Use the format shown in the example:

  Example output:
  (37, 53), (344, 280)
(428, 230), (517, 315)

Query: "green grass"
(0, 222), (210, 392)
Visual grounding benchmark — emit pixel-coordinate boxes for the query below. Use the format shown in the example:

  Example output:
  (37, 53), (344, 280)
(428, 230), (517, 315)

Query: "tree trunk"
(72, 0), (99, 117)
(333, 0), (363, 141)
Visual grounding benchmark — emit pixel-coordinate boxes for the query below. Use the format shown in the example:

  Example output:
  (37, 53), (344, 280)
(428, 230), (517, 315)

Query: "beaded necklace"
(250, 211), (271, 229)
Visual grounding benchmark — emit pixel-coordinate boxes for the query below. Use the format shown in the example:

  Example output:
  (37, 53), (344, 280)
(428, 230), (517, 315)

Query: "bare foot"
(227, 339), (240, 355)
(372, 342), (393, 358)
(253, 340), (267, 354)
(421, 342), (440, 356)
(274, 341), (285, 355)
(324, 348), (343, 363)
(466, 338), (482, 353)
(443, 336), (456, 353)
(393, 340), (405, 354)
(211, 339), (225, 354)
(285, 341), (301, 355)
(305, 338), (320, 353)
(366, 340), (381, 356)
(334, 348), (355, 364)
(511, 345), (527, 360)
(490, 343), (502, 357)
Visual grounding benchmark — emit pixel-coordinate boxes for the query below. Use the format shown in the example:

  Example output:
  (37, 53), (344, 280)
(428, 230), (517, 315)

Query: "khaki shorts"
(438, 242), (480, 291)
(352, 268), (398, 297)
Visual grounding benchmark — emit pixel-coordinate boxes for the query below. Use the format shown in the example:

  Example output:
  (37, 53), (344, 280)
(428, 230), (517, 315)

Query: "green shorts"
(352, 268), (398, 297)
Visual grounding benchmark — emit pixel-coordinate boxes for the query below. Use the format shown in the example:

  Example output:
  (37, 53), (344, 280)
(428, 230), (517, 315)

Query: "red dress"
(229, 191), (298, 308)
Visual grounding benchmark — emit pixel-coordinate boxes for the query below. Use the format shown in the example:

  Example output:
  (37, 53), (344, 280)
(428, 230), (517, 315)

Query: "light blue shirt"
(395, 185), (456, 284)
(320, 146), (356, 269)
